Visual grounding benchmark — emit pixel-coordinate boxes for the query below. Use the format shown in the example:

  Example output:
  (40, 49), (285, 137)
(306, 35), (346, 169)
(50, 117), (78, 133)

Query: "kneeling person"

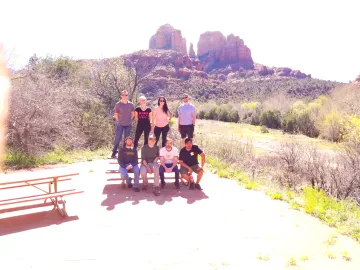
(140, 134), (161, 195)
(179, 138), (205, 190)
(118, 137), (140, 192)
(159, 138), (180, 189)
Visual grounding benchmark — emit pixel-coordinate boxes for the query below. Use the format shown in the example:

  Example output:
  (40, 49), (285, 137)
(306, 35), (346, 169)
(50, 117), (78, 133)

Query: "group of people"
(112, 90), (205, 196)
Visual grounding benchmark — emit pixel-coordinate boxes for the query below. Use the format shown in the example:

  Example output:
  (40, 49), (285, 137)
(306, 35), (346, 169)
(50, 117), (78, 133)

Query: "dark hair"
(185, 138), (193, 144)
(158, 96), (170, 115)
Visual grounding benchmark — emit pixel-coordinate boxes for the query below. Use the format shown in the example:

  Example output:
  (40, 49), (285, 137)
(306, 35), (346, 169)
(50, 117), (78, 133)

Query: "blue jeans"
(159, 163), (179, 184)
(119, 164), (140, 188)
(112, 125), (132, 154)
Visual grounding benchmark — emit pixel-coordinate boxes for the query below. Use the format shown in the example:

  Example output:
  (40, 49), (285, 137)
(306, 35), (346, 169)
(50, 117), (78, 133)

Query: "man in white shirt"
(159, 138), (180, 190)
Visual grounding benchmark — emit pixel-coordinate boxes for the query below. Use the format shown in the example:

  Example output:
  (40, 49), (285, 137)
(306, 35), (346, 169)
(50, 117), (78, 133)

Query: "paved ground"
(1, 159), (360, 270)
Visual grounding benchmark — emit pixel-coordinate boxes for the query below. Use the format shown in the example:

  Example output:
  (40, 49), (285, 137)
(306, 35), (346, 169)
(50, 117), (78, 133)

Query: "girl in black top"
(134, 96), (153, 149)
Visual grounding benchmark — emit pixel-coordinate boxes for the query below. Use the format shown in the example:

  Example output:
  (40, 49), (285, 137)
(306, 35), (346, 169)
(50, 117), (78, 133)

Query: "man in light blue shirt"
(177, 93), (196, 148)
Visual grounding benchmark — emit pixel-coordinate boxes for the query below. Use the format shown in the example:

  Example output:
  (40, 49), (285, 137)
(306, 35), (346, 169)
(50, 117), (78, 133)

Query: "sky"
(0, 0), (359, 82)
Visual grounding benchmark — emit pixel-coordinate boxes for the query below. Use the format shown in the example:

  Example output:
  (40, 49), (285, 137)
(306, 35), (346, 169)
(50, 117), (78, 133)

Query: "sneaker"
(133, 187), (140, 192)
(189, 182), (195, 190)
(174, 182), (180, 190)
(142, 185), (148, 191)
(127, 183), (133, 189)
(154, 186), (161, 196)
(161, 182), (166, 189)
(111, 154), (117, 158)
(195, 184), (203, 190)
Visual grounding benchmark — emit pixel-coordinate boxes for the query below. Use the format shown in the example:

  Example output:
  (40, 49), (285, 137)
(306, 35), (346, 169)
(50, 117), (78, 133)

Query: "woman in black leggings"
(133, 95), (152, 149)
(152, 96), (172, 147)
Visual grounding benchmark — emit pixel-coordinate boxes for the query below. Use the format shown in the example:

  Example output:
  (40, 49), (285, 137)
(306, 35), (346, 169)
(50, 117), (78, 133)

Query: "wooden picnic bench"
(0, 173), (83, 217)
(106, 157), (180, 188)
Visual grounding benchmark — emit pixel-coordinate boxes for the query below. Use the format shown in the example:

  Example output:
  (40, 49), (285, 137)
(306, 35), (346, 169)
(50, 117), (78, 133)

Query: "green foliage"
(343, 114), (360, 144)
(320, 110), (345, 142)
(260, 110), (281, 129)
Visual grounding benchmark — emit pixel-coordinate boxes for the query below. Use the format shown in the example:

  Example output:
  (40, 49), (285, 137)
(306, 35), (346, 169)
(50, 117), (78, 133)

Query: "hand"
(188, 168), (193, 174)
(147, 167), (153, 174)
(126, 164), (133, 171)
(166, 168), (172, 173)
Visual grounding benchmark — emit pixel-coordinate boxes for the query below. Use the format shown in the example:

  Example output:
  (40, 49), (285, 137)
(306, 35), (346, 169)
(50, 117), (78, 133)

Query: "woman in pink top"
(152, 96), (172, 147)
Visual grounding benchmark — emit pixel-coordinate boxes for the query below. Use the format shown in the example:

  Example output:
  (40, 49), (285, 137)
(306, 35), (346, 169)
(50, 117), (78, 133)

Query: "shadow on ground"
(101, 181), (209, 210)
(0, 206), (78, 236)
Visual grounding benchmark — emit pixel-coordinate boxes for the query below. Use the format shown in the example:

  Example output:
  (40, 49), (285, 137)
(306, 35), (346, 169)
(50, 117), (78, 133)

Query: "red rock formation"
(354, 74), (360, 84)
(197, 31), (253, 71)
(174, 56), (193, 69)
(189, 43), (196, 58)
(177, 68), (192, 79)
(149, 24), (187, 55)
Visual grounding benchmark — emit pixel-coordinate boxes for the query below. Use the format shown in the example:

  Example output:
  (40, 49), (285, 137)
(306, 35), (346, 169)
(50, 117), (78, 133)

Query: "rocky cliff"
(149, 24), (187, 55)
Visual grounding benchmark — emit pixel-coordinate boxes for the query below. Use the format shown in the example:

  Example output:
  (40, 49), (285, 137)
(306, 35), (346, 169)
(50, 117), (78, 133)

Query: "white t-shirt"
(160, 147), (179, 164)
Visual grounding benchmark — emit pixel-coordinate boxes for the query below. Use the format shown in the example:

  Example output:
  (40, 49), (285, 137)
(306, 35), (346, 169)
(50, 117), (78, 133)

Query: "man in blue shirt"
(177, 93), (196, 148)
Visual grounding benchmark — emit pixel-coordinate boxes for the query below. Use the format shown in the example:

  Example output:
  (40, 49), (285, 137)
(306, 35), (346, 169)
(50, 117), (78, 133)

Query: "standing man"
(179, 138), (205, 190)
(118, 137), (140, 192)
(111, 90), (135, 158)
(178, 93), (196, 148)
(159, 138), (180, 190)
(140, 134), (161, 196)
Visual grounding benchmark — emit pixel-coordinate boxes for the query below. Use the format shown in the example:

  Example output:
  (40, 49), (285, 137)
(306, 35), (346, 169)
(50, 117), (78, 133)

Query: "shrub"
(260, 110), (282, 129)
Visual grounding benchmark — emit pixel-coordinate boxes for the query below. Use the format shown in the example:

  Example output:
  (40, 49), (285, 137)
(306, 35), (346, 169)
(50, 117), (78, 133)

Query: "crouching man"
(179, 138), (205, 190)
(118, 136), (140, 192)
(140, 134), (161, 196)
(159, 138), (180, 190)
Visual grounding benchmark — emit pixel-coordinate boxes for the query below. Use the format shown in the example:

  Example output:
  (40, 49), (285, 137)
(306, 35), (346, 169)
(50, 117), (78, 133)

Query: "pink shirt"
(153, 106), (169, 127)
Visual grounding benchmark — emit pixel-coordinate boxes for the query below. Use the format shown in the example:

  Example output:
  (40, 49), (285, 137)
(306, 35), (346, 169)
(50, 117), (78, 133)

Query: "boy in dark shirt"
(179, 138), (206, 190)
(118, 137), (140, 192)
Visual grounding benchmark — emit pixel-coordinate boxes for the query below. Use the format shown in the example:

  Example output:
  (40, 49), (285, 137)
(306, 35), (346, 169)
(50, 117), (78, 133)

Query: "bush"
(229, 110), (240, 123)
(198, 110), (206, 119)
(204, 107), (218, 120)
(260, 110), (281, 129)
(320, 110), (345, 142)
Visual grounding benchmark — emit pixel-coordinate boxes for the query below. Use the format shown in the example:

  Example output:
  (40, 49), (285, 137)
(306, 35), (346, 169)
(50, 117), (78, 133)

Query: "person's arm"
(171, 156), (179, 170)
(135, 110), (139, 123)
(149, 110), (153, 127)
(152, 108), (156, 129)
(200, 152), (205, 168)
(179, 160), (193, 173)
(118, 149), (126, 168)
(177, 109), (181, 131)
(131, 104), (135, 119)
(132, 149), (138, 167)
(153, 147), (160, 163)
(160, 156), (167, 169)
(192, 107), (196, 125)
(168, 110), (173, 120)
(114, 105), (119, 121)
(141, 147), (152, 172)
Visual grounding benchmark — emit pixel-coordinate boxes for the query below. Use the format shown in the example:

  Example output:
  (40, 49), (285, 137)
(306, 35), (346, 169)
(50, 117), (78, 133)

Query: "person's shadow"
(101, 181), (209, 211)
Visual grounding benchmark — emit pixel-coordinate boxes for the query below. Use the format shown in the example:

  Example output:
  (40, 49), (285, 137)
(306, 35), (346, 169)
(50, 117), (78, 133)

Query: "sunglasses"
(122, 94), (128, 96)
(183, 96), (188, 99)
(159, 99), (165, 102)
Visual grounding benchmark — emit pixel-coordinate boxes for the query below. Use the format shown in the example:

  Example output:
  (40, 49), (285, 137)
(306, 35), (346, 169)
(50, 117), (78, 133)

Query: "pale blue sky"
(1, 0), (359, 82)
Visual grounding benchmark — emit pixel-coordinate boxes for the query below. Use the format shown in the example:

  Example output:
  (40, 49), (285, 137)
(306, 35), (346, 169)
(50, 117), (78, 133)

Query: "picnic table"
(0, 172), (83, 217)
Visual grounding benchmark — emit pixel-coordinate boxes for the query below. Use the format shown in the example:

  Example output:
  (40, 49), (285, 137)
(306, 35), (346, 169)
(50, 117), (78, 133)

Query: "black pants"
(154, 124), (170, 147)
(134, 124), (151, 149)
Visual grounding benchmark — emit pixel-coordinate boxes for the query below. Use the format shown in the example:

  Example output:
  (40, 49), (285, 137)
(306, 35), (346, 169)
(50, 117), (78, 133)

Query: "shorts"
(179, 124), (194, 139)
(180, 164), (203, 175)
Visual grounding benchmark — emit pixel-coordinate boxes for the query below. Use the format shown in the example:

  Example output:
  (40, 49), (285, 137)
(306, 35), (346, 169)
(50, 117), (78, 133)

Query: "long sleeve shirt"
(118, 147), (138, 168)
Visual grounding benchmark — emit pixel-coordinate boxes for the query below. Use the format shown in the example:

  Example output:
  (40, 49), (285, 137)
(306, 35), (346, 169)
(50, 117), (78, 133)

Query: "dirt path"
(1, 160), (360, 269)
